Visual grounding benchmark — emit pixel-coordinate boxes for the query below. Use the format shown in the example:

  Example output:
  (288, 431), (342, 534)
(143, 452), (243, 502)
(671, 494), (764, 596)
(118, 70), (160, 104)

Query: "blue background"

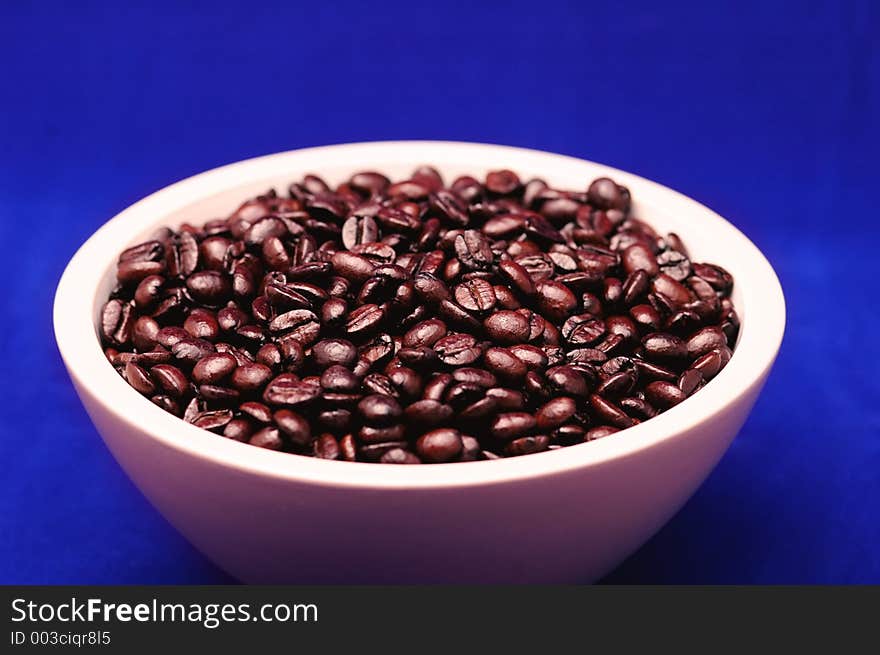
(1, 0), (878, 584)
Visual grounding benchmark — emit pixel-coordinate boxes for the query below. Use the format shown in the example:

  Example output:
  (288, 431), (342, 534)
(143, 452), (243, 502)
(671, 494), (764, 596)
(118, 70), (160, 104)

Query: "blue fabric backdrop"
(1, 0), (877, 583)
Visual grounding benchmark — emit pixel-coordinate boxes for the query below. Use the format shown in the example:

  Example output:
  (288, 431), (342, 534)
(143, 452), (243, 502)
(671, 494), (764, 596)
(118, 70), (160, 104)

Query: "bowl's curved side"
(54, 141), (785, 582)
(72, 366), (770, 583)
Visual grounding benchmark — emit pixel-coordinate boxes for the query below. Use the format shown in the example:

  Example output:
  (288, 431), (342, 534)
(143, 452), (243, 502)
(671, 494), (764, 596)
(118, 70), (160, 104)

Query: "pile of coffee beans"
(100, 166), (738, 463)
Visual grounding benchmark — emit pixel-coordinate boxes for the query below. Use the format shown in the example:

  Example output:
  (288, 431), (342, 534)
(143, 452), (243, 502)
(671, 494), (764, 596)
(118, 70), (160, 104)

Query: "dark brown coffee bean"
(312, 339), (358, 369)
(345, 304), (385, 336)
(678, 369), (704, 395)
(341, 215), (379, 250)
(404, 399), (454, 426)
(454, 230), (494, 271)
(263, 374), (320, 406)
(686, 326), (728, 358)
(249, 426), (284, 450)
(645, 381), (687, 409)
(231, 362), (273, 394)
(485, 388), (525, 411)
(589, 394), (634, 428)
(585, 425), (619, 441)
(357, 394), (402, 426)
(497, 258), (536, 296)
(134, 275), (165, 310)
(486, 169), (521, 196)
(642, 333), (688, 362)
(562, 313), (606, 346)
(536, 397), (576, 430)
(271, 409), (311, 446)
(484, 310), (529, 345)
(416, 429), (463, 463)
(692, 347), (731, 380)
(490, 412), (537, 441)
(483, 347), (528, 382)
(454, 278), (496, 314)
(433, 333), (482, 366)
(536, 280), (578, 321)
(505, 435), (550, 457)
(124, 362), (155, 395)
(630, 303), (662, 331)
(192, 353), (237, 385)
(379, 448), (421, 464)
(622, 243), (659, 277)
(150, 364), (189, 398)
(193, 409), (234, 432)
(587, 177), (626, 210)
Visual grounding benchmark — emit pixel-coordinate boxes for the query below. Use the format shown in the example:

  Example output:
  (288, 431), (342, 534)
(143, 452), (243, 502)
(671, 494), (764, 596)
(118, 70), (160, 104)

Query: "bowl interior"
(57, 141), (783, 488)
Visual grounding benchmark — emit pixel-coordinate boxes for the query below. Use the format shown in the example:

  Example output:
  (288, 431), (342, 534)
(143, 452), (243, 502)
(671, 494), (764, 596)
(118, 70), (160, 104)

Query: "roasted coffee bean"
(404, 399), (454, 426)
(345, 303), (385, 336)
(678, 368), (704, 395)
(263, 374), (320, 406)
(562, 314), (606, 346)
(454, 230), (494, 271)
(105, 167), (736, 463)
(192, 353), (237, 385)
(587, 177), (626, 210)
(273, 409), (311, 446)
(645, 381), (687, 409)
(193, 409), (234, 432)
(231, 362), (273, 394)
(484, 311), (530, 345)
(505, 435), (550, 457)
(412, 428), (459, 463)
(686, 326), (728, 358)
(342, 215), (379, 250)
(483, 347), (528, 382)
(535, 397), (577, 430)
(312, 339), (358, 369)
(589, 394), (634, 428)
(642, 333), (688, 362)
(692, 347), (732, 380)
(454, 278), (496, 314)
(357, 394), (402, 426)
(490, 412), (537, 441)
(150, 364), (189, 398)
(433, 333), (482, 366)
(186, 271), (231, 305)
(585, 425), (619, 441)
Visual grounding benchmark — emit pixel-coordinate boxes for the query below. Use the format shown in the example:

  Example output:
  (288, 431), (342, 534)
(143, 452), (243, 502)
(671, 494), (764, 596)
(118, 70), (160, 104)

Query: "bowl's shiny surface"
(54, 142), (784, 582)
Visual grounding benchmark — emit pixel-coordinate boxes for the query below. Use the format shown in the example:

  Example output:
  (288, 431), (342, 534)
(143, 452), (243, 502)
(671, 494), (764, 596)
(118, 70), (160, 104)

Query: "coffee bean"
(454, 230), (494, 271)
(483, 347), (528, 382)
(312, 338), (358, 369)
(645, 381), (687, 409)
(454, 278), (496, 314)
(562, 313), (606, 346)
(490, 412), (537, 441)
(192, 353), (237, 385)
(484, 310), (530, 345)
(642, 333), (688, 362)
(686, 326), (728, 358)
(535, 397), (576, 430)
(416, 429), (463, 463)
(536, 280), (578, 321)
(433, 333), (482, 366)
(505, 435), (550, 457)
(345, 304), (385, 336)
(263, 374), (320, 406)
(485, 170), (521, 196)
(587, 177), (626, 210)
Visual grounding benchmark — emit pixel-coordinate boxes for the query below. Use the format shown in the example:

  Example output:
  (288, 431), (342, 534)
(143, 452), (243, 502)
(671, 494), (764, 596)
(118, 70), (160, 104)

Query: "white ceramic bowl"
(54, 141), (785, 583)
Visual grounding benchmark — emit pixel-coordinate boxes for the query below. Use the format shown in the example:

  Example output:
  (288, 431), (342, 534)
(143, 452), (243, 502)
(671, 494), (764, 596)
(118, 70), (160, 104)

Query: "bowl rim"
(53, 140), (785, 489)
